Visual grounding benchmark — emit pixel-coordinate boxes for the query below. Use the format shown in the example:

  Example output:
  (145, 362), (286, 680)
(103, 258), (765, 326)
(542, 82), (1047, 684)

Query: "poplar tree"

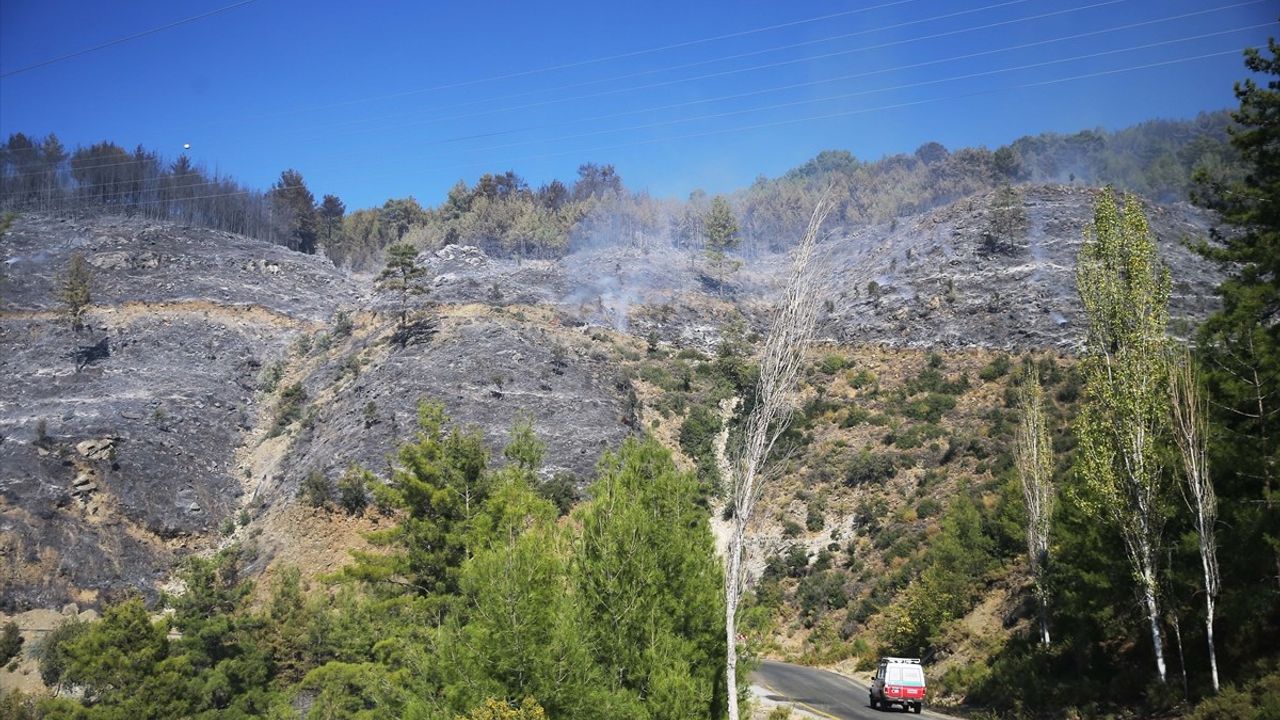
(1015, 362), (1055, 646)
(1168, 348), (1221, 692)
(1075, 189), (1172, 683)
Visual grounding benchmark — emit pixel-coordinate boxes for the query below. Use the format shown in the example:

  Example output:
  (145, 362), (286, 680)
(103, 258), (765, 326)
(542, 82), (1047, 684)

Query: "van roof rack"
(880, 657), (922, 664)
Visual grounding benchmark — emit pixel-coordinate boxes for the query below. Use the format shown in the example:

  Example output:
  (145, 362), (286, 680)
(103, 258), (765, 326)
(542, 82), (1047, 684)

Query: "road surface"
(751, 660), (955, 720)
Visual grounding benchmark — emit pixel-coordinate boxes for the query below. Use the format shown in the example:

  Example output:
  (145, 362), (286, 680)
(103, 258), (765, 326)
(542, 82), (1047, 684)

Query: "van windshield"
(887, 665), (925, 687)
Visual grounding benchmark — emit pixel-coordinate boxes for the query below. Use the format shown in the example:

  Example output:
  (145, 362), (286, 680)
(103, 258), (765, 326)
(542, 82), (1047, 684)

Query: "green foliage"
(679, 403), (722, 463)
(1189, 670), (1280, 719)
(300, 471), (331, 508)
(1192, 40), (1280, 663)
(271, 382), (308, 435)
(338, 466), (372, 515)
(461, 697), (548, 720)
(377, 242), (428, 330)
(0, 621), (22, 665)
(979, 354), (1012, 381)
(58, 252), (92, 331)
(573, 437), (728, 718)
(35, 618), (87, 689)
(845, 450), (896, 486)
(258, 360), (285, 393)
(901, 392), (957, 423)
(344, 401), (490, 600)
(819, 353), (849, 374)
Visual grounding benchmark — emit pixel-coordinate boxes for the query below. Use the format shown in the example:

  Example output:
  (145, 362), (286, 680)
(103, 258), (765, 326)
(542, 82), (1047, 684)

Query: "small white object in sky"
(183, 143), (191, 149)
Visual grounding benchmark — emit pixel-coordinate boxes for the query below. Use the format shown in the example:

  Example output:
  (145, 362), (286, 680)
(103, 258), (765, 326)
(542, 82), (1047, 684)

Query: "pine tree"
(1191, 38), (1280, 592)
(268, 169), (318, 253)
(58, 252), (92, 332)
(703, 195), (740, 296)
(1075, 188), (1172, 683)
(376, 242), (427, 332)
(318, 194), (346, 250)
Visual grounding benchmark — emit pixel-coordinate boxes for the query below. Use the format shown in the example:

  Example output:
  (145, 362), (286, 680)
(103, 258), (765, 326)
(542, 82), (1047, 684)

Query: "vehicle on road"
(870, 657), (926, 713)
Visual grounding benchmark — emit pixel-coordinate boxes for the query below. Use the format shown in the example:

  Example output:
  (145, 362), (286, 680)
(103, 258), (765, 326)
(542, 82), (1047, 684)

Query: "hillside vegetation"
(1, 40), (1279, 720)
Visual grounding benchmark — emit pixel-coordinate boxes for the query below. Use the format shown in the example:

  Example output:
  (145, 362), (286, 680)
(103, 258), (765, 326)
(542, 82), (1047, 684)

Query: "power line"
(105, 48), (1252, 207)
(11, 0), (1046, 174)
(7, 33), (1249, 206)
(230, 0), (928, 123)
(329, 1), (1250, 146)
(0, 0), (259, 79)
(19, 11), (1264, 191)
(280, 0), (1042, 136)
(24, 0), (1242, 176)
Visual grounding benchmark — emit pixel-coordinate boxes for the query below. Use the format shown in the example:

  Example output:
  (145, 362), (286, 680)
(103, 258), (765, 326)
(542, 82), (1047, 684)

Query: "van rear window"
(887, 665), (925, 686)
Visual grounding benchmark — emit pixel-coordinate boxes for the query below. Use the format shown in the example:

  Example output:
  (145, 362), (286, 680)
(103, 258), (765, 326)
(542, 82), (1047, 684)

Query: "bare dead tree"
(1169, 346), (1221, 692)
(1015, 362), (1055, 646)
(723, 190), (835, 720)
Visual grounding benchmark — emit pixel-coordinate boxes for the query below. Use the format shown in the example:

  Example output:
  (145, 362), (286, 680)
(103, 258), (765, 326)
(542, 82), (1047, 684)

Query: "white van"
(870, 657), (927, 713)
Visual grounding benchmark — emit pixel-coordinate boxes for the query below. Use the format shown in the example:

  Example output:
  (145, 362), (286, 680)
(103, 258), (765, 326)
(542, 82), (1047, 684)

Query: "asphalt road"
(752, 660), (954, 720)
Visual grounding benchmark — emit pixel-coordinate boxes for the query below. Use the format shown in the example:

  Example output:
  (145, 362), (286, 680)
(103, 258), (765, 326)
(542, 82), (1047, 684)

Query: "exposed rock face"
(816, 185), (1222, 349)
(262, 312), (636, 506)
(0, 185), (1227, 609)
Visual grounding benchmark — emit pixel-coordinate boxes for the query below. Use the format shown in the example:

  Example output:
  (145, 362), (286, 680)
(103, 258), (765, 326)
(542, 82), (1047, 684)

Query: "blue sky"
(1, 0), (1274, 209)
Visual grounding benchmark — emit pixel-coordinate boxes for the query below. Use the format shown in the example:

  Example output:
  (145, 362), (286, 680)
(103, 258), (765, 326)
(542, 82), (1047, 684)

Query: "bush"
(903, 393), (957, 423)
(797, 570), (848, 626)
(337, 467), (370, 515)
(979, 353), (1012, 381)
(299, 471), (331, 508)
(536, 472), (580, 516)
(679, 404), (722, 460)
(35, 618), (87, 688)
(847, 368), (877, 389)
(845, 451), (897, 486)
(1190, 671), (1280, 719)
(333, 310), (354, 339)
(819, 353), (848, 374)
(271, 382), (308, 435)
(806, 501), (825, 531)
(0, 621), (21, 665)
(258, 360), (285, 393)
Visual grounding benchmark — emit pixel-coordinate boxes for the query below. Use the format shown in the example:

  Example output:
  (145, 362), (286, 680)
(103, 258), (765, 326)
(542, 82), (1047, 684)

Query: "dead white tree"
(723, 191), (835, 720)
(1169, 347), (1221, 693)
(1015, 362), (1055, 646)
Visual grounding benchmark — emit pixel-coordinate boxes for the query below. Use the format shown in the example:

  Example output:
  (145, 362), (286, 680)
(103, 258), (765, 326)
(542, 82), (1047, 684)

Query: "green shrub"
(299, 471), (331, 508)
(979, 353), (1012, 381)
(0, 621), (21, 665)
(337, 467), (370, 515)
(270, 382), (308, 435)
(819, 353), (849, 374)
(258, 360), (285, 393)
(847, 368), (877, 389)
(35, 618), (87, 688)
(782, 519), (804, 538)
(903, 393), (957, 423)
(333, 310), (354, 338)
(1189, 671), (1280, 719)
(679, 404), (722, 460)
(845, 451), (897, 486)
(806, 501), (825, 531)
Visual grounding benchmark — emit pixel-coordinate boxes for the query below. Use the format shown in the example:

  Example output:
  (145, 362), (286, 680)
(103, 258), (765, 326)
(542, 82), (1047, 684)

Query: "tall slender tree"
(1015, 362), (1055, 646)
(1075, 189), (1172, 683)
(1168, 347), (1221, 692)
(724, 191), (835, 720)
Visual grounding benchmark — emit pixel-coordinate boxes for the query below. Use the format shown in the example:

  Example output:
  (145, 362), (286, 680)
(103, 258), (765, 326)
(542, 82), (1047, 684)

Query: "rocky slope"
(0, 183), (1226, 611)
